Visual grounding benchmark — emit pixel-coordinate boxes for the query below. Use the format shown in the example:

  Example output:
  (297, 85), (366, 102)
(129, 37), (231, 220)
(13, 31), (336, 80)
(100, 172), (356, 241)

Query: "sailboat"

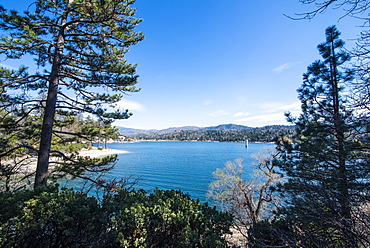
(245, 139), (249, 148)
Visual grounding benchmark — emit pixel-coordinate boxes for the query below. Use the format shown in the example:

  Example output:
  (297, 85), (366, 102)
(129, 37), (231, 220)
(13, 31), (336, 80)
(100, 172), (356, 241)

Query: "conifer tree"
(0, 0), (144, 187)
(293, 0), (370, 122)
(275, 26), (370, 247)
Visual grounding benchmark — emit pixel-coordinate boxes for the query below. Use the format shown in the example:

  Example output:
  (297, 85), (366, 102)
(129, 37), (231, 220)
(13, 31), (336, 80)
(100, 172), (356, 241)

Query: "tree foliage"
(0, 186), (233, 248)
(293, 0), (370, 119)
(291, 0), (370, 20)
(126, 125), (295, 143)
(272, 26), (370, 247)
(207, 148), (282, 242)
(0, 113), (121, 192)
(0, 0), (144, 187)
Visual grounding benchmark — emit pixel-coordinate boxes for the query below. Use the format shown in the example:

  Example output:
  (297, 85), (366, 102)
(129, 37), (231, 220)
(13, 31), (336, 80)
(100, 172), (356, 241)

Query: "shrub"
(0, 187), (233, 247)
(103, 189), (233, 248)
(0, 186), (107, 247)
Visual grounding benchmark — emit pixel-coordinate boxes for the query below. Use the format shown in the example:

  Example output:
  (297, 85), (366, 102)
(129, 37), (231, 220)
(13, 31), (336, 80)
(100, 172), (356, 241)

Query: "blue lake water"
(65, 141), (274, 202)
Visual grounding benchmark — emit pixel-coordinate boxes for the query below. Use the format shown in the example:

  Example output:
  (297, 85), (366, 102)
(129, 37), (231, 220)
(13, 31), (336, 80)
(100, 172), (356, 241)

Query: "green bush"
(103, 189), (233, 248)
(0, 186), (107, 248)
(0, 187), (232, 247)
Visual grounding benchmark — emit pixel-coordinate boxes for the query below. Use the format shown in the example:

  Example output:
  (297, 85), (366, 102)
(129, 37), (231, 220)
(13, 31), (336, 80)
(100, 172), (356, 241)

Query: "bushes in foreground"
(0, 186), (232, 248)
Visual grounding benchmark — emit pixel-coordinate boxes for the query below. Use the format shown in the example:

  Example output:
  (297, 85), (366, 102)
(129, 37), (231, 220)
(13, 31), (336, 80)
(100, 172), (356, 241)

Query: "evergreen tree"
(0, 0), (144, 187)
(293, 0), (370, 124)
(275, 26), (370, 247)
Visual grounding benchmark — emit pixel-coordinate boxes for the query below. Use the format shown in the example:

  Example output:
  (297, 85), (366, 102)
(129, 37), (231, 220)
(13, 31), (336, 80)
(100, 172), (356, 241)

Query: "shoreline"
(122, 139), (274, 144)
(77, 147), (130, 158)
(14, 148), (130, 174)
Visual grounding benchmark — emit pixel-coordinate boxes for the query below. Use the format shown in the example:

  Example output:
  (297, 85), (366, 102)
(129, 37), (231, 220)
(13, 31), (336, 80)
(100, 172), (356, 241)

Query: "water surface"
(100, 141), (274, 201)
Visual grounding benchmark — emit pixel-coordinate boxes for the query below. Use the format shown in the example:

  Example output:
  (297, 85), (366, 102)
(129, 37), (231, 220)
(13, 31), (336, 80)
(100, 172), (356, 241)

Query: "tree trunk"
(330, 36), (353, 244)
(34, 11), (68, 188)
(34, 72), (60, 187)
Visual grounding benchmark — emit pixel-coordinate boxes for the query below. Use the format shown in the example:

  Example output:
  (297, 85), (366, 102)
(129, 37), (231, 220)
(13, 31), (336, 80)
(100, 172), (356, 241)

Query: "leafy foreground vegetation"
(0, 185), (232, 248)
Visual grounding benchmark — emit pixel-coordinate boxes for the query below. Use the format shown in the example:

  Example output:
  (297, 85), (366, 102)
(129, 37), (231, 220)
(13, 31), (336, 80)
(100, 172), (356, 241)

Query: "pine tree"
(292, 0), (370, 126)
(0, 0), (144, 187)
(275, 26), (370, 247)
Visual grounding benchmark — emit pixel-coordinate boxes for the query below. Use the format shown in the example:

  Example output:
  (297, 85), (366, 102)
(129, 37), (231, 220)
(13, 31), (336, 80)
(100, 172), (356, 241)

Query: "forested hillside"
(121, 125), (295, 142)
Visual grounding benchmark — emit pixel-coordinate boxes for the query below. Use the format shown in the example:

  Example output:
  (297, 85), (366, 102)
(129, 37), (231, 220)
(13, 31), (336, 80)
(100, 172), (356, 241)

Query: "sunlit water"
(62, 141), (274, 202)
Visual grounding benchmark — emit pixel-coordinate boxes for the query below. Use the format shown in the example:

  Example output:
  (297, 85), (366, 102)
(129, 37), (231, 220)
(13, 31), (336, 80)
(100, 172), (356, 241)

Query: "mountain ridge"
(118, 124), (290, 135)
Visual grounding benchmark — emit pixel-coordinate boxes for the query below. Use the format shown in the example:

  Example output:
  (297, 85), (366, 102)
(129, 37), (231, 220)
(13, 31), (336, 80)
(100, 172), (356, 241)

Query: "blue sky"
(0, 1), (363, 130)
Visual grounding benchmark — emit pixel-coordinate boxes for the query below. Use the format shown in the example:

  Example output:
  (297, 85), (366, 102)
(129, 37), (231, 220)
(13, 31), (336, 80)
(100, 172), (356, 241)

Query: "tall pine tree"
(0, 0), (144, 187)
(275, 26), (370, 247)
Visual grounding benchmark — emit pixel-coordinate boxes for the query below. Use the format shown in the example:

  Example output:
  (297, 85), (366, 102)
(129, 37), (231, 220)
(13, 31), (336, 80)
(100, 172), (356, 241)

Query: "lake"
(66, 141), (274, 202)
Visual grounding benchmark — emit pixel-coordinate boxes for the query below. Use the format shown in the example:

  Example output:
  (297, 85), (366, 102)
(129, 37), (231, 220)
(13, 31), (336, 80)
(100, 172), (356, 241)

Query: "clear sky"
(0, 0), (363, 130)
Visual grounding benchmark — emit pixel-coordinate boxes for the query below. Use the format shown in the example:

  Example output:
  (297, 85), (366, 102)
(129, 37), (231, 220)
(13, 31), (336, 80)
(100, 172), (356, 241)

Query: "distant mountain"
(118, 124), (250, 134)
(117, 126), (200, 134)
(117, 127), (153, 134)
(206, 124), (251, 131)
(158, 126), (202, 133)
